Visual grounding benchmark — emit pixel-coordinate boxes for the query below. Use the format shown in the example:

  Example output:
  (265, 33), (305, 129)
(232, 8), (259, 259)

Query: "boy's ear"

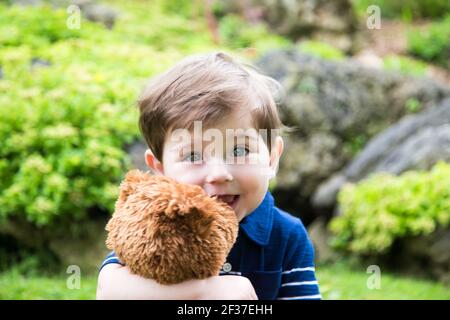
(269, 136), (284, 175)
(145, 149), (164, 175)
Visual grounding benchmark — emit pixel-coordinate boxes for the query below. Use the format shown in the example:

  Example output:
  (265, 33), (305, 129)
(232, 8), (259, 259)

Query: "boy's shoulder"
(272, 205), (304, 229)
(271, 205), (309, 243)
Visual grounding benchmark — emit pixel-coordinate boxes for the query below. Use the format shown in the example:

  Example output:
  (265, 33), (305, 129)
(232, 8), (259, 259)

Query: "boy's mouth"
(213, 194), (240, 210)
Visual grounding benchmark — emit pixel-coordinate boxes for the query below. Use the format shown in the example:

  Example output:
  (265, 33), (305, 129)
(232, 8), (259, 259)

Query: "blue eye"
(233, 146), (249, 157)
(183, 152), (202, 162)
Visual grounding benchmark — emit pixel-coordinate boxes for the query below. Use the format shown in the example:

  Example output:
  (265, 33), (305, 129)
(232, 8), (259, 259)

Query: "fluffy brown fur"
(105, 170), (238, 285)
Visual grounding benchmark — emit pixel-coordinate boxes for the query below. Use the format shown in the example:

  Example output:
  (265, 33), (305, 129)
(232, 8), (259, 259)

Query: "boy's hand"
(200, 275), (258, 300)
(96, 264), (257, 300)
(97, 264), (208, 300)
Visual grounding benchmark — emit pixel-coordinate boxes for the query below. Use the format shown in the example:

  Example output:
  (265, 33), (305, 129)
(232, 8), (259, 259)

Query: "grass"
(0, 269), (97, 300)
(1, 261), (448, 300)
(317, 261), (450, 300)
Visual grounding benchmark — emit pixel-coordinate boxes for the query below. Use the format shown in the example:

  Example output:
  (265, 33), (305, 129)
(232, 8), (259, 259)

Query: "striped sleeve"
(277, 223), (321, 300)
(99, 251), (124, 272)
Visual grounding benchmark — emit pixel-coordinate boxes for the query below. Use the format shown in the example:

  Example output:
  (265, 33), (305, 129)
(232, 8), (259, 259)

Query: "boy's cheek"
(168, 174), (203, 186)
(234, 162), (272, 179)
(162, 164), (204, 185)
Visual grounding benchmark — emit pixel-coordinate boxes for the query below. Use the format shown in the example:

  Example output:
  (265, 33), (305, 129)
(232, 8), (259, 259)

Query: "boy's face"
(145, 109), (283, 221)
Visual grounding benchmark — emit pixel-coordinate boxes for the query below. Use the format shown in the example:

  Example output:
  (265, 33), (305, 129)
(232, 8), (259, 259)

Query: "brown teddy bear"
(105, 169), (239, 285)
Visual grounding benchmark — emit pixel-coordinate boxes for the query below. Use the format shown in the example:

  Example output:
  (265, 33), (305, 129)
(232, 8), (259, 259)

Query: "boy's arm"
(277, 221), (322, 300)
(96, 263), (258, 300)
(96, 264), (207, 300)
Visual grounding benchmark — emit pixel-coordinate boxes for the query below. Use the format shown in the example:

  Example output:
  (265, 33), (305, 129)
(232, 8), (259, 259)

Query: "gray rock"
(73, 0), (118, 29)
(396, 228), (450, 284)
(367, 124), (450, 174)
(345, 99), (450, 179)
(314, 98), (450, 209)
(256, 49), (450, 219)
(307, 217), (338, 262)
(218, 0), (361, 52)
(312, 174), (346, 211)
(276, 132), (345, 198)
(30, 57), (51, 69)
(259, 51), (448, 138)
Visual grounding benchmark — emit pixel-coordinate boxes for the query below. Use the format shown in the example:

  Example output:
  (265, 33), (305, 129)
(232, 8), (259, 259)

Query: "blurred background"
(0, 0), (449, 299)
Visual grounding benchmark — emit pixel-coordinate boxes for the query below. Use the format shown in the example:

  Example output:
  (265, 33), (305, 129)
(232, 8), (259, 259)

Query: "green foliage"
(160, 0), (194, 18)
(0, 268), (97, 299)
(0, 9), (137, 228)
(0, 1), (293, 237)
(352, 0), (450, 20)
(383, 54), (428, 76)
(268, 178), (277, 192)
(218, 14), (290, 53)
(317, 261), (450, 300)
(405, 98), (422, 113)
(0, 5), (83, 47)
(343, 135), (369, 157)
(298, 40), (345, 61)
(329, 162), (450, 255)
(408, 14), (450, 68)
(0, 3), (202, 231)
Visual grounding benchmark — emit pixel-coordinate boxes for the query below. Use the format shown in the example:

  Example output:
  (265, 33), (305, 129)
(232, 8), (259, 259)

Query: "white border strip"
(277, 294), (322, 300)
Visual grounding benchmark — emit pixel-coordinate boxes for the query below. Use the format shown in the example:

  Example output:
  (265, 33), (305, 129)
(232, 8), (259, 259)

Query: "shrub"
(382, 55), (428, 77)
(329, 162), (450, 255)
(0, 1), (292, 248)
(408, 14), (450, 68)
(218, 14), (290, 53)
(298, 40), (345, 61)
(0, 5), (83, 47)
(352, 0), (450, 20)
(0, 3), (199, 234)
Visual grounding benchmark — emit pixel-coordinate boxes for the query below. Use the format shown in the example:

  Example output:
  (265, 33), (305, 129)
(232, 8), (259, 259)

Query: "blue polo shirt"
(100, 191), (321, 300)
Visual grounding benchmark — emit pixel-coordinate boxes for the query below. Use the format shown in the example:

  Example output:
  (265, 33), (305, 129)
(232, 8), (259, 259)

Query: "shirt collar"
(239, 191), (274, 246)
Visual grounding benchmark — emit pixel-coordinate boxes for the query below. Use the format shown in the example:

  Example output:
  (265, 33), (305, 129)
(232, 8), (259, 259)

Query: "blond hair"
(138, 52), (286, 161)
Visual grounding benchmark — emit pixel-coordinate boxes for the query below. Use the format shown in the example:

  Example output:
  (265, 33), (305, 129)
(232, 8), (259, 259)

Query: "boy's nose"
(204, 161), (234, 184)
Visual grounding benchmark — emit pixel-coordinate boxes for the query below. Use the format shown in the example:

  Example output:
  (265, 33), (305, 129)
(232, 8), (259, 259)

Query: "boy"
(96, 52), (321, 300)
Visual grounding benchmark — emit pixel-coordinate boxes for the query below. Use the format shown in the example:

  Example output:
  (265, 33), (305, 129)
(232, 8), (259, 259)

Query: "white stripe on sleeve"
(282, 267), (315, 274)
(281, 280), (318, 287)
